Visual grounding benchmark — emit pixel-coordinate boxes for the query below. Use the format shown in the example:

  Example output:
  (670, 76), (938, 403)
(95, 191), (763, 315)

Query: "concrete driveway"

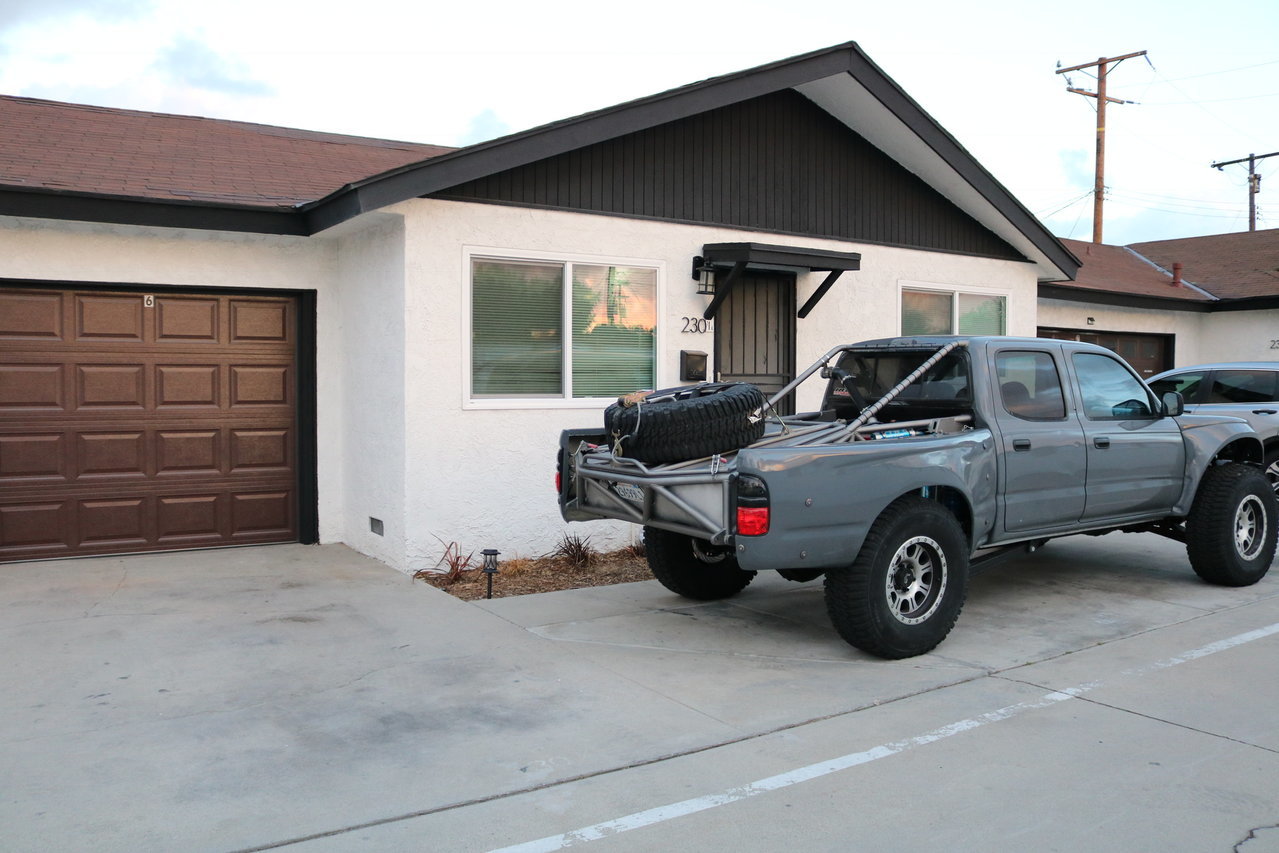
(2, 535), (1278, 852)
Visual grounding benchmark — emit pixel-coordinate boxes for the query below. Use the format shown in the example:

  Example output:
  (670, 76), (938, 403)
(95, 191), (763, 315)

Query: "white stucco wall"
(394, 199), (1041, 571)
(1199, 311), (1279, 364)
(329, 213), (408, 566)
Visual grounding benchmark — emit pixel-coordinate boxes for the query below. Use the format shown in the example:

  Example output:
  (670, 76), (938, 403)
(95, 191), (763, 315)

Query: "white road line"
(490, 621), (1279, 853)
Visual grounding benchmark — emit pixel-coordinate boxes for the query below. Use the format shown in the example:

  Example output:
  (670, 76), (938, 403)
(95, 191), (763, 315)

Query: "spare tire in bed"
(604, 382), (767, 464)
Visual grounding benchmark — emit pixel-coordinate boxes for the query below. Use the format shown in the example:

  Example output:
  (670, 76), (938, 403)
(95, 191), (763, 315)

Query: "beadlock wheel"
(1233, 494), (1267, 561)
(884, 535), (948, 625)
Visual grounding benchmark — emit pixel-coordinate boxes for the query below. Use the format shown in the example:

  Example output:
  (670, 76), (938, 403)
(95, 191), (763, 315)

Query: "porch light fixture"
(692, 256), (716, 295)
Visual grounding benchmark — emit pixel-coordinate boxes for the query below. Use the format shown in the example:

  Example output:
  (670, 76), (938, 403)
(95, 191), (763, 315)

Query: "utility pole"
(1056, 51), (1146, 243)
(1211, 151), (1278, 231)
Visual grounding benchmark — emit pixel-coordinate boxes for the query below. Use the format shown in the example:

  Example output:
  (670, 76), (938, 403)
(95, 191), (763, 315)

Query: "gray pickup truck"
(557, 336), (1277, 658)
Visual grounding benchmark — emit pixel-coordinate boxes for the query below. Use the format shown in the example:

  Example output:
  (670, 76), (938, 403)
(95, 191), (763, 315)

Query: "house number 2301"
(681, 317), (712, 333)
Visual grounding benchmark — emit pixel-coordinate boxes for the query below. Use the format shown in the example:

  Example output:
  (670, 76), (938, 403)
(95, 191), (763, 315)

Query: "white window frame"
(897, 280), (1011, 336)
(463, 245), (665, 410)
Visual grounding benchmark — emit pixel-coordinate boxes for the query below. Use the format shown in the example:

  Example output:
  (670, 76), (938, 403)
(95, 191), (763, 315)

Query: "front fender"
(1174, 415), (1264, 514)
(733, 430), (996, 571)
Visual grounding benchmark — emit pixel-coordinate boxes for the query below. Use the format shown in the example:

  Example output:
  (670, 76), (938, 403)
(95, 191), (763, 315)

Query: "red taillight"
(555, 471), (562, 492)
(736, 506), (770, 536)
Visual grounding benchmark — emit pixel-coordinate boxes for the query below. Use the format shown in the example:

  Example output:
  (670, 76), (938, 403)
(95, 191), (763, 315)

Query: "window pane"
(995, 351), (1065, 419)
(1149, 371), (1205, 400)
(1209, 370), (1278, 404)
(902, 290), (952, 335)
(1073, 353), (1154, 419)
(571, 264), (656, 398)
(471, 260), (563, 397)
(958, 293), (1006, 335)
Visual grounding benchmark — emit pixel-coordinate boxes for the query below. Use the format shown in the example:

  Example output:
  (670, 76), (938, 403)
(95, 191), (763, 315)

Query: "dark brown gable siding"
(434, 90), (1021, 260)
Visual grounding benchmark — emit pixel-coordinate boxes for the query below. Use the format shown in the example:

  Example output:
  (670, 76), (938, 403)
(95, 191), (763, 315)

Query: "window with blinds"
(901, 287), (1006, 336)
(471, 257), (656, 399)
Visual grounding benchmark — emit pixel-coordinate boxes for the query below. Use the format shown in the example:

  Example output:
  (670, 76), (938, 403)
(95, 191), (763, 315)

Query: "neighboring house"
(0, 42), (1079, 571)
(1038, 230), (1279, 377)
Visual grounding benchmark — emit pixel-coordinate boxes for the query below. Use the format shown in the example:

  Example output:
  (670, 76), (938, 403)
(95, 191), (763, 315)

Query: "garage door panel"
(0, 290), (64, 340)
(156, 364), (220, 407)
(75, 294), (146, 342)
(0, 286), (301, 562)
(231, 490), (293, 538)
(156, 297), (220, 342)
(230, 429), (291, 472)
(77, 364), (146, 409)
(0, 433), (67, 480)
(78, 497), (149, 547)
(0, 363), (66, 410)
(230, 365), (290, 406)
(77, 431), (147, 478)
(231, 299), (292, 344)
(157, 430), (222, 475)
(0, 501), (71, 554)
(156, 494), (223, 544)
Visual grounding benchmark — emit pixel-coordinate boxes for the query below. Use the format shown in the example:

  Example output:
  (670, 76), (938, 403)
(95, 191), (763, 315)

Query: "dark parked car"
(1149, 363), (1279, 491)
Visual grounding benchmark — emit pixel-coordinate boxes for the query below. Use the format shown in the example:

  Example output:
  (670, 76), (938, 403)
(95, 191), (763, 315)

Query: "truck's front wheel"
(1186, 463), (1276, 586)
(644, 527), (756, 600)
(825, 496), (969, 659)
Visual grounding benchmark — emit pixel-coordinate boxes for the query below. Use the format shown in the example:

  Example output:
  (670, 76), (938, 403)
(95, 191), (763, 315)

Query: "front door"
(714, 271), (796, 414)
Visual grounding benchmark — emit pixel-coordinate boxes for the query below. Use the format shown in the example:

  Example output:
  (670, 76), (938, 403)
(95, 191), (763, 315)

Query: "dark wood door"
(0, 287), (299, 562)
(714, 271), (796, 414)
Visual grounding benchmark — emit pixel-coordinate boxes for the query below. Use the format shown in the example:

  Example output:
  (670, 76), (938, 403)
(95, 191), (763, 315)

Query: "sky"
(0, 0), (1276, 246)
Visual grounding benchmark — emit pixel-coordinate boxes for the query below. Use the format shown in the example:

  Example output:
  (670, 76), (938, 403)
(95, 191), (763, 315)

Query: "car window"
(1149, 371), (1204, 401)
(995, 351), (1066, 420)
(1207, 370), (1278, 404)
(1072, 352), (1155, 420)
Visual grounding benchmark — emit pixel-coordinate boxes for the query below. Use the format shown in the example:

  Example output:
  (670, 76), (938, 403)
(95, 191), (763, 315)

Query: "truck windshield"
(824, 349), (969, 417)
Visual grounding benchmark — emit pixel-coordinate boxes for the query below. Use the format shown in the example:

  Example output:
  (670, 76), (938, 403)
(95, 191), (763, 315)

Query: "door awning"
(698, 242), (861, 320)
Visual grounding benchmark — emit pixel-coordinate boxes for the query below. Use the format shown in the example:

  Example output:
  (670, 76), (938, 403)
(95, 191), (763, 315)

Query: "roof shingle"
(0, 95), (454, 209)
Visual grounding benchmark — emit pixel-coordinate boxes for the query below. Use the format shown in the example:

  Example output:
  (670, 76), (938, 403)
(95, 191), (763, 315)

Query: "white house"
(0, 42), (1080, 571)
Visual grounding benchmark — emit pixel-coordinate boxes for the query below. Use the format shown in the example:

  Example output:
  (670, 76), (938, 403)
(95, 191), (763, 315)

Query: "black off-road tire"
(824, 496), (969, 659)
(1186, 463), (1276, 586)
(605, 382), (766, 464)
(644, 527), (756, 600)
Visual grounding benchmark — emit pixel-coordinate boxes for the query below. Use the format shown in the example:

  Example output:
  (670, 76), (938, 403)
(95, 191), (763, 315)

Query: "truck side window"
(995, 351), (1066, 419)
(1073, 352), (1154, 420)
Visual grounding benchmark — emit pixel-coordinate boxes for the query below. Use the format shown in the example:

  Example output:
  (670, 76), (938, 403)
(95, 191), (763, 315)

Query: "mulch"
(413, 549), (653, 601)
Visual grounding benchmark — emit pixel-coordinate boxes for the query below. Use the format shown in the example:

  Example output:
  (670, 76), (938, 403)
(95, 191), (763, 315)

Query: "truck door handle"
(1252, 409), (1277, 415)
(1094, 436), (1111, 449)
(1012, 439), (1031, 451)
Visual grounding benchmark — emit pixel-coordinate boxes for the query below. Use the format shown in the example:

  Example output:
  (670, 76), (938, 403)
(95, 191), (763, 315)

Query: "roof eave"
(0, 185), (308, 235)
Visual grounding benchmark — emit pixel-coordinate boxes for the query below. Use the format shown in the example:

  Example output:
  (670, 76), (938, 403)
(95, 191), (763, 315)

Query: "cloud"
(458, 109), (513, 146)
(151, 33), (272, 97)
(0, 0), (151, 32)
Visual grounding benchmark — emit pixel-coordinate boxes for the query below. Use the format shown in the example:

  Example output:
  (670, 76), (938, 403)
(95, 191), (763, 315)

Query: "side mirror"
(1161, 391), (1184, 417)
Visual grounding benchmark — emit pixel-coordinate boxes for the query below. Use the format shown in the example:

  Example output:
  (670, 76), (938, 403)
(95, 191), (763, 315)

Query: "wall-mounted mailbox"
(680, 350), (707, 382)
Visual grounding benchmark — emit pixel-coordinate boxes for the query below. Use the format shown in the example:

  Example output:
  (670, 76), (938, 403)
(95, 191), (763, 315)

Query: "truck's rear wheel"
(644, 527), (755, 600)
(824, 496), (969, 659)
(1186, 463), (1276, 586)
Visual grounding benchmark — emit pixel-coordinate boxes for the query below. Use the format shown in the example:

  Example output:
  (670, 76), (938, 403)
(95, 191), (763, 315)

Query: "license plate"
(613, 482), (645, 503)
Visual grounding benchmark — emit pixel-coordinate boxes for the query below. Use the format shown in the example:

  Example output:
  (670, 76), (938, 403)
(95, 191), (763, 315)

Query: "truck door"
(993, 349), (1087, 532)
(1070, 351), (1185, 520)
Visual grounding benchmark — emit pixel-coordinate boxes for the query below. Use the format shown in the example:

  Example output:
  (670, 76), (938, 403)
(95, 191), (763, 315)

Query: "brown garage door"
(0, 286), (300, 562)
